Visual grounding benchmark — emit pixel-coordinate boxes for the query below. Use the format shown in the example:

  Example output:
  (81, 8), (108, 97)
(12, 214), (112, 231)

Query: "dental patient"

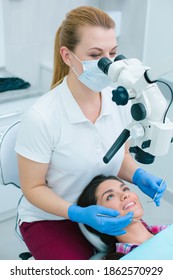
(77, 175), (168, 259)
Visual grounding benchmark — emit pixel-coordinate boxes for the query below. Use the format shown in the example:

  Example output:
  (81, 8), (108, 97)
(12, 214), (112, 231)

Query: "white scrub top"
(15, 76), (131, 223)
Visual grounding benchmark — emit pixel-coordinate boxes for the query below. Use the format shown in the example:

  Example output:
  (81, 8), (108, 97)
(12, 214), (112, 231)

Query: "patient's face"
(95, 179), (144, 219)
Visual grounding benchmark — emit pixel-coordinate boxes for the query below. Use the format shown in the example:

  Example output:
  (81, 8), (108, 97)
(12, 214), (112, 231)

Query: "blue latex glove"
(132, 168), (167, 206)
(68, 204), (134, 236)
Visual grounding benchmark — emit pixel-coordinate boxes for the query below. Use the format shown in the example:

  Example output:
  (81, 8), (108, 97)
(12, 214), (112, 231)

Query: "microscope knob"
(131, 103), (147, 121)
(112, 86), (129, 105)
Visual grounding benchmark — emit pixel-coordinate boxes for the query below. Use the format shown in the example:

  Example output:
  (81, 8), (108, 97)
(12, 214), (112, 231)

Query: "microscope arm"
(103, 123), (145, 164)
(103, 129), (130, 163)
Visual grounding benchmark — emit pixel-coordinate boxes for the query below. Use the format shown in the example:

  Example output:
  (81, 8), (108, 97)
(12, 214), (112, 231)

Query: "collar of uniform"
(100, 87), (113, 117)
(59, 77), (111, 124)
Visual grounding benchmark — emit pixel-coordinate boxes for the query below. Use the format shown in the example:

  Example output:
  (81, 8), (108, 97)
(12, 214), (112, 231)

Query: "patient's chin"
(134, 212), (143, 220)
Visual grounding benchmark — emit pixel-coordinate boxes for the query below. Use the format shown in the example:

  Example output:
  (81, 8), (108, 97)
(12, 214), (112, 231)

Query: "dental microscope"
(98, 55), (173, 164)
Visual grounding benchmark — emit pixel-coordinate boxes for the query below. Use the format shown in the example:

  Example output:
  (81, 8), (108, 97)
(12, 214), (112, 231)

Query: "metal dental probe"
(97, 213), (140, 222)
(146, 178), (165, 203)
(96, 213), (115, 218)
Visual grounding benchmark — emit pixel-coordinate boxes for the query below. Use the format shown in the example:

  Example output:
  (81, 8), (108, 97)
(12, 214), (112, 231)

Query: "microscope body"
(130, 83), (173, 158)
(98, 56), (173, 164)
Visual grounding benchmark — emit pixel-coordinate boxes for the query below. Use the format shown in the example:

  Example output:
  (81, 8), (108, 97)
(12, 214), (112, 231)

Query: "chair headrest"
(78, 223), (108, 252)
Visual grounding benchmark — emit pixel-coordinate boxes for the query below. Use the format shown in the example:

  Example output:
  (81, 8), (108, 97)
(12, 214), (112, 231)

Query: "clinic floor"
(0, 216), (31, 260)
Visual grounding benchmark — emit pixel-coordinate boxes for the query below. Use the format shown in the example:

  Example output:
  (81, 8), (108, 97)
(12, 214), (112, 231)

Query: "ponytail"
(51, 26), (69, 89)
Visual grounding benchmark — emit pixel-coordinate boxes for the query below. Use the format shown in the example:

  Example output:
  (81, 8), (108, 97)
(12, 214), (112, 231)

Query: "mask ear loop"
(70, 51), (82, 63)
(71, 66), (80, 77)
(70, 52), (83, 77)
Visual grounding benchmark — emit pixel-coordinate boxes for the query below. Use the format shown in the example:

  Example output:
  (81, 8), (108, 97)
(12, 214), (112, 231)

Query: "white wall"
(143, 0), (173, 66)
(100, 0), (173, 68)
(0, 0), (5, 67)
(2, 0), (99, 88)
(100, 0), (148, 60)
(3, 0), (40, 85)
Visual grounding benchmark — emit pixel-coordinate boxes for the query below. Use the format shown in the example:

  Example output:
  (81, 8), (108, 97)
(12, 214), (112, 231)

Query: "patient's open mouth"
(123, 201), (135, 210)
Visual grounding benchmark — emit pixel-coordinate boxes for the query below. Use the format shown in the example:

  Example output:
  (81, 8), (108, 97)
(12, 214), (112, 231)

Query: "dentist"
(15, 6), (166, 260)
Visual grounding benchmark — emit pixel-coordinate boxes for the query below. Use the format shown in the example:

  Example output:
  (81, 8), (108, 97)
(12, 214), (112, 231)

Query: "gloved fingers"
(147, 180), (158, 191)
(154, 192), (164, 207)
(99, 212), (134, 236)
(148, 177), (166, 192)
(115, 211), (134, 222)
(156, 181), (167, 193)
(101, 220), (127, 236)
(146, 179), (165, 196)
(153, 180), (166, 206)
(154, 198), (160, 207)
(114, 212), (134, 227)
(107, 212), (134, 230)
(97, 206), (120, 217)
(154, 195), (161, 207)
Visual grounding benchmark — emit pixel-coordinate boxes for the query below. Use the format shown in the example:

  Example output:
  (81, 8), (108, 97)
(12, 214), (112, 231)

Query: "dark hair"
(77, 174), (125, 259)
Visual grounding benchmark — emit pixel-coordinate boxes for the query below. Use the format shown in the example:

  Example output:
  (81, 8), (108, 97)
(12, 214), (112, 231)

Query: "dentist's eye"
(90, 54), (101, 58)
(109, 52), (117, 57)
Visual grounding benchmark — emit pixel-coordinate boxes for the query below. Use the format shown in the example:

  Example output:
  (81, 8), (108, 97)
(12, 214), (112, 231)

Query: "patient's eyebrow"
(101, 189), (114, 199)
(101, 182), (125, 199)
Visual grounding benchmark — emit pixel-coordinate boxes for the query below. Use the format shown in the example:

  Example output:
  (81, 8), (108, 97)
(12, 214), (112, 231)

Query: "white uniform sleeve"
(15, 108), (55, 163)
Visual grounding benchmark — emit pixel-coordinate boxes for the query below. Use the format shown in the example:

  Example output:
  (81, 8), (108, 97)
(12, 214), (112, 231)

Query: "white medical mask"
(71, 52), (112, 92)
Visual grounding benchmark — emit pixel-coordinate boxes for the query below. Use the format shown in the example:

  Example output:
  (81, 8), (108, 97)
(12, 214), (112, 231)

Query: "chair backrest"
(0, 121), (21, 188)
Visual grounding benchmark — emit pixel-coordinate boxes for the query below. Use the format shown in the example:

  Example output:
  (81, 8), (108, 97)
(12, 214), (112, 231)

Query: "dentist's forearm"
(22, 184), (71, 219)
(118, 142), (139, 182)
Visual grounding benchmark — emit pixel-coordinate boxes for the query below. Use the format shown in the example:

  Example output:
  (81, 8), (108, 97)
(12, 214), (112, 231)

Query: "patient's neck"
(116, 220), (153, 244)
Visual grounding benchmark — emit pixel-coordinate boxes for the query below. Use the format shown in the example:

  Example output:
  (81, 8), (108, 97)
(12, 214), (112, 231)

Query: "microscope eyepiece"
(113, 54), (126, 62)
(98, 57), (112, 74)
(98, 54), (127, 75)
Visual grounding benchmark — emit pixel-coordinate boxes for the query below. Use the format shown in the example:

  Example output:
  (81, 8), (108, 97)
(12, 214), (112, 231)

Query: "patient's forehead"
(96, 179), (125, 194)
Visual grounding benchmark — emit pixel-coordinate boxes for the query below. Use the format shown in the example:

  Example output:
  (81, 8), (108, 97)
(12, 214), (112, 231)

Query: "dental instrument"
(146, 178), (165, 203)
(97, 213), (140, 222)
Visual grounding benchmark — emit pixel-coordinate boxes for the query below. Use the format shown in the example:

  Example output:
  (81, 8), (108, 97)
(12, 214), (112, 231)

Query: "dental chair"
(0, 121), (20, 188)
(79, 223), (108, 260)
(0, 121), (32, 260)
(1, 121), (173, 261)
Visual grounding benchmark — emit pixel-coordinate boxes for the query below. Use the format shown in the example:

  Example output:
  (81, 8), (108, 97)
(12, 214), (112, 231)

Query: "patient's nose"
(120, 191), (130, 200)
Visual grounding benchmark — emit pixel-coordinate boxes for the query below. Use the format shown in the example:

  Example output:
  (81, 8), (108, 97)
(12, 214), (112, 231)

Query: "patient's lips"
(123, 201), (136, 210)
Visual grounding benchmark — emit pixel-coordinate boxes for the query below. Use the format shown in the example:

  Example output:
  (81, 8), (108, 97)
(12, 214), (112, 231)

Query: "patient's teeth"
(123, 202), (135, 210)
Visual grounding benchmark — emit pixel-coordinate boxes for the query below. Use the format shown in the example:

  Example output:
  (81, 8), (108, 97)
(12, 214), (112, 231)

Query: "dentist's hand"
(132, 168), (167, 206)
(68, 204), (134, 236)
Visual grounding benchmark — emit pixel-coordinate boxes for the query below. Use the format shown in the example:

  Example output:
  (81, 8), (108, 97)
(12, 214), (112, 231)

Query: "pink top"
(116, 220), (168, 255)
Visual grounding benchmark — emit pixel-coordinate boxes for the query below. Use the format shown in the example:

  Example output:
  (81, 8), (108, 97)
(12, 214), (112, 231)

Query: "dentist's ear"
(60, 46), (72, 66)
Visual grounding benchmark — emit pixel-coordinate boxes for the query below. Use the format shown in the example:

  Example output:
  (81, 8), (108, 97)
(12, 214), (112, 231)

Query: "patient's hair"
(77, 174), (125, 260)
